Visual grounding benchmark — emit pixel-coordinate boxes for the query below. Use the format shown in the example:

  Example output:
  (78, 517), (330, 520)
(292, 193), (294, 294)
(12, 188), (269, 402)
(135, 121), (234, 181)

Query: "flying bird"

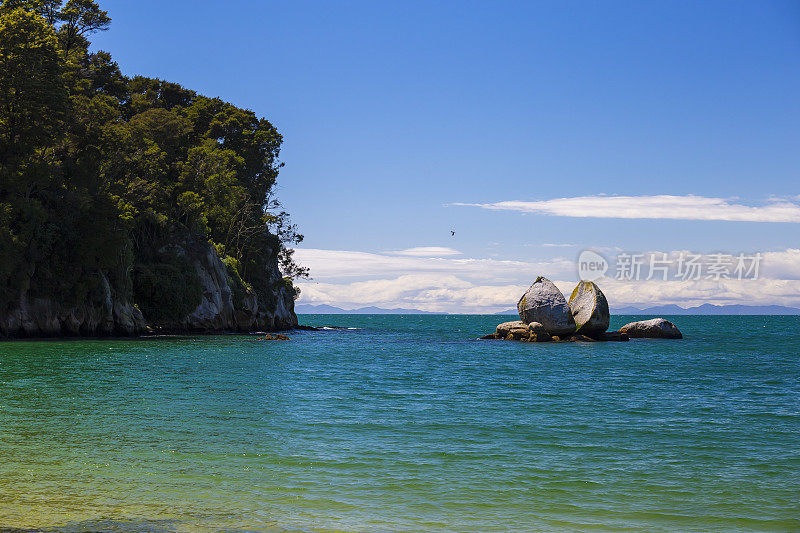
(450, 230), (455, 236)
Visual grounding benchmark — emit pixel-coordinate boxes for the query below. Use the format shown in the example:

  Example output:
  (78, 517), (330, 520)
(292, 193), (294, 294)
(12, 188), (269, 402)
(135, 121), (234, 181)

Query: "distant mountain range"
(295, 304), (444, 314)
(496, 304), (800, 315)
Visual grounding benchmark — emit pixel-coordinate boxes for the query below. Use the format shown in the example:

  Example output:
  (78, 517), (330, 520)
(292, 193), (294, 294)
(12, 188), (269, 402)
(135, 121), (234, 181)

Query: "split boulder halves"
(482, 276), (683, 342)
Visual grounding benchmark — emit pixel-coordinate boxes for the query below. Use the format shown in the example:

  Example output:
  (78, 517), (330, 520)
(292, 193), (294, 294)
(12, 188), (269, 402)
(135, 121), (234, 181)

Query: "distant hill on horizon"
(295, 304), (445, 315)
(496, 304), (800, 315)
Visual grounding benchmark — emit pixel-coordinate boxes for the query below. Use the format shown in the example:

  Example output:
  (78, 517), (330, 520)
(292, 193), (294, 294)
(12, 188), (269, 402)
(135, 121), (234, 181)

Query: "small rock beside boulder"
(527, 321), (546, 335)
(496, 321), (527, 337)
(479, 320), (554, 341)
(619, 318), (682, 339)
(525, 322), (552, 342)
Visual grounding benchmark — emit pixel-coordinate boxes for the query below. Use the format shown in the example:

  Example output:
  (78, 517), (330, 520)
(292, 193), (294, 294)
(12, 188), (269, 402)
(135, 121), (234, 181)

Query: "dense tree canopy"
(0, 0), (306, 320)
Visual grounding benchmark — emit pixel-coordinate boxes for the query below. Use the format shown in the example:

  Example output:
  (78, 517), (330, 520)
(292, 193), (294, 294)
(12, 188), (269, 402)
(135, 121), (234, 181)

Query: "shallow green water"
(1, 315), (798, 532)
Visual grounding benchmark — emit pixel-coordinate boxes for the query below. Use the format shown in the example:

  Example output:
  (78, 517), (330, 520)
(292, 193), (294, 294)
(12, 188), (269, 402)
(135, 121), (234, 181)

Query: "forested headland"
(0, 0), (306, 337)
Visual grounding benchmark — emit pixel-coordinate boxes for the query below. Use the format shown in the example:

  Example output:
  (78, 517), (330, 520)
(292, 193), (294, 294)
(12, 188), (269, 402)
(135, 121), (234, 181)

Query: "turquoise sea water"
(0, 314), (799, 532)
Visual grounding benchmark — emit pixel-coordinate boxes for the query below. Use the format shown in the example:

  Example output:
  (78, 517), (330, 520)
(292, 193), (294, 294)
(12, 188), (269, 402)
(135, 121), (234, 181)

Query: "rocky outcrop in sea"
(481, 277), (682, 342)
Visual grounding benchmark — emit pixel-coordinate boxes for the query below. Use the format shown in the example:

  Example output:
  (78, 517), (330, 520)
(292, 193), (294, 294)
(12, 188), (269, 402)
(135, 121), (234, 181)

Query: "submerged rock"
(597, 330), (629, 342)
(619, 318), (682, 339)
(258, 333), (290, 340)
(568, 281), (610, 336)
(295, 325), (321, 331)
(517, 277), (576, 336)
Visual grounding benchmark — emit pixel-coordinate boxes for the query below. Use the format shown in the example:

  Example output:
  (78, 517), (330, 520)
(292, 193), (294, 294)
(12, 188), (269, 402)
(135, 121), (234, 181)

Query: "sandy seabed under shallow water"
(1, 314), (799, 532)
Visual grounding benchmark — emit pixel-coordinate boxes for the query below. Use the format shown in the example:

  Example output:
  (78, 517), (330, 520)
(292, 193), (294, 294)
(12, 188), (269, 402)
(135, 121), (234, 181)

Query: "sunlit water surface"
(1, 314), (799, 532)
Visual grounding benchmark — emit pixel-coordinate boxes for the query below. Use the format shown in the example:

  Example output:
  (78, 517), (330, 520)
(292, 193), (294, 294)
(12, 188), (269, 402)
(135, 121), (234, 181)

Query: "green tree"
(57, 0), (109, 53)
(0, 6), (68, 305)
(0, 7), (67, 160)
(0, 0), (307, 329)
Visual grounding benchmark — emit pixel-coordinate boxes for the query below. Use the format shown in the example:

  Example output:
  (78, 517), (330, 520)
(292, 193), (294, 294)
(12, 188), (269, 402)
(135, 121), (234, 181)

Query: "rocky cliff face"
(154, 233), (298, 333)
(0, 234), (297, 338)
(0, 271), (147, 338)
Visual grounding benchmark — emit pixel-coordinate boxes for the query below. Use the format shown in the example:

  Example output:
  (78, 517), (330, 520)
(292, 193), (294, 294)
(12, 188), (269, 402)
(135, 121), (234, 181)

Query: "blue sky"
(92, 1), (800, 311)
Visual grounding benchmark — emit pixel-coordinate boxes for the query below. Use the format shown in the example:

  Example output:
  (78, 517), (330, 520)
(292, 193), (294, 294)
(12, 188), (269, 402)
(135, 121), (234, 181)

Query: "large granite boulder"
(517, 277), (576, 336)
(568, 281), (610, 336)
(619, 318), (682, 339)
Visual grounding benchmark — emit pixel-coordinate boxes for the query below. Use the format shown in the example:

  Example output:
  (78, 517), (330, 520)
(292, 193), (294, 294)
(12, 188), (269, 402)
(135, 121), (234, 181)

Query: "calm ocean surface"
(0, 314), (798, 532)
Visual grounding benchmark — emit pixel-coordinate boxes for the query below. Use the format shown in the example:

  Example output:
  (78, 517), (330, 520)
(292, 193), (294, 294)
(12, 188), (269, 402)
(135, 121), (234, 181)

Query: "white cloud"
(541, 243), (576, 248)
(454, 195), (800, 223)
(388, 246), (462, 257)
(761, 248), (800, 280)
(294, 247), (800, 312)
(585, 277), (800, 309)
(601, 249), (800, 281)
(297, 275), (524, 313)
(297, 275), (800, 313)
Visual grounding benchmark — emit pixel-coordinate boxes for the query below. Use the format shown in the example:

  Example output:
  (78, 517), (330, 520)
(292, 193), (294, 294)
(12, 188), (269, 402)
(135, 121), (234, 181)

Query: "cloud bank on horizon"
(453, 195), (800, 223)
(294, 247), (800, 313)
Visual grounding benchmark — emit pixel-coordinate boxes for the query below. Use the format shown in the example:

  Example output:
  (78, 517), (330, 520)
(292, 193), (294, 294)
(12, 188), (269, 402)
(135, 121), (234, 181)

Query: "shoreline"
(0, 326), (298, 343)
